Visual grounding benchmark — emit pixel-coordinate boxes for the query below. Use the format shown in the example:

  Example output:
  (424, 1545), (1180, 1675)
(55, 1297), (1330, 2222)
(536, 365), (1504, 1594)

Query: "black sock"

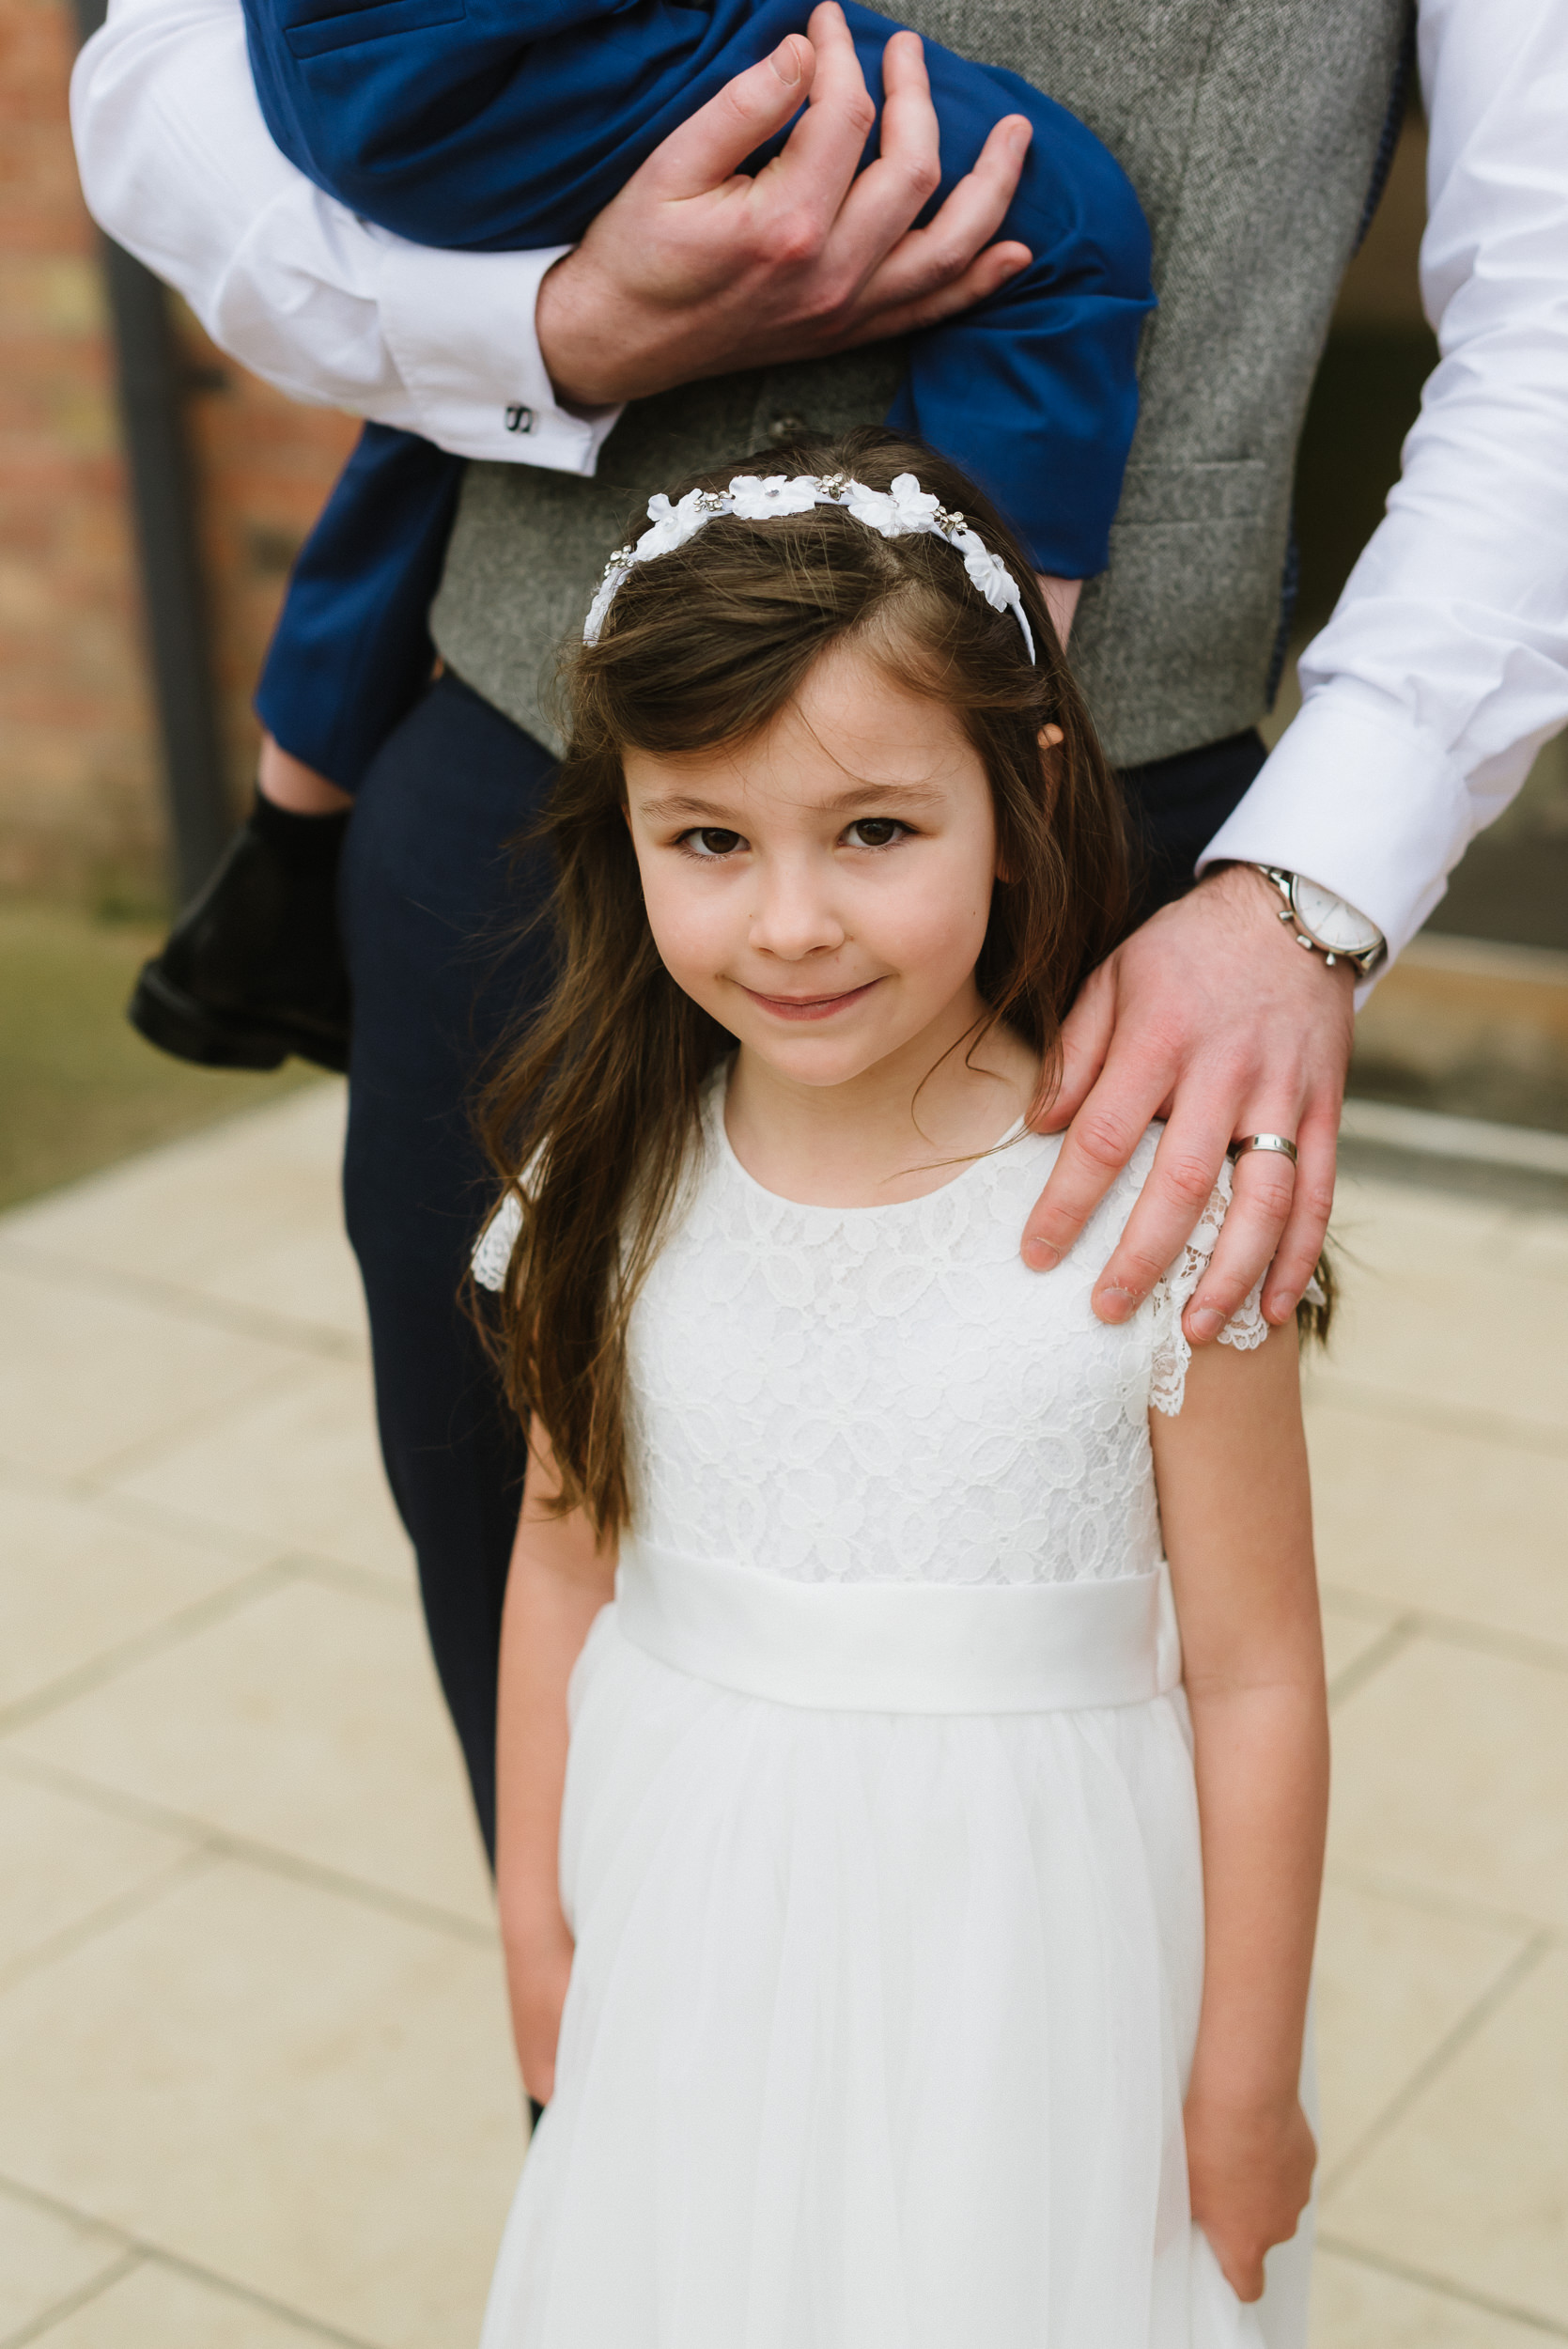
(250, 783), (350, 874)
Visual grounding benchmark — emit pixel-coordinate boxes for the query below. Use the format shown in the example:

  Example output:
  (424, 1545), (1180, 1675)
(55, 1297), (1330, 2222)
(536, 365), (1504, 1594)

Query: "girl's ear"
(999, 724), (1067, 883)
(1036, 721), (1064, 822)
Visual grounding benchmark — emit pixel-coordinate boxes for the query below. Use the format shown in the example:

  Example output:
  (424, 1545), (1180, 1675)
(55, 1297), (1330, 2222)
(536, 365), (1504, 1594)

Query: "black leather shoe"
(129, 792), (352, 1075)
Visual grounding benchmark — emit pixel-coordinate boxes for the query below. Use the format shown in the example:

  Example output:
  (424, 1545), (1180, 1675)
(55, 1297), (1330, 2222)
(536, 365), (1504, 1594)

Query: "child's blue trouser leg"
(836, 10), (1153, 580)
(255, 421), (464, 790)
(254, 16), (1151, 792)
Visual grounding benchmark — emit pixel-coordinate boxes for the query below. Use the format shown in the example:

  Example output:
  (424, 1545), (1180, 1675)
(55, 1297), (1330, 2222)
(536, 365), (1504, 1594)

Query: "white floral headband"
(582, 470), (1037, 662)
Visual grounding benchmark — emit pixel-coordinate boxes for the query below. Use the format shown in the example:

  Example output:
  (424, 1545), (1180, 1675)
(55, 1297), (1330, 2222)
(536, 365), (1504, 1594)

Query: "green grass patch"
(0, 903), (319, 1214)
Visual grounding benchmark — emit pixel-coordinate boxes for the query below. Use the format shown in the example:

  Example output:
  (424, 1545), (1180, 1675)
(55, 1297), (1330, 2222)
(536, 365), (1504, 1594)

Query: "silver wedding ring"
(1230, 1133), (1299, 1166)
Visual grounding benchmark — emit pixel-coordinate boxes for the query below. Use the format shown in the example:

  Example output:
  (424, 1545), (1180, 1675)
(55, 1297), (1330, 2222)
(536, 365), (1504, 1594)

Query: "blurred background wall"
(1, 0), (355, 912)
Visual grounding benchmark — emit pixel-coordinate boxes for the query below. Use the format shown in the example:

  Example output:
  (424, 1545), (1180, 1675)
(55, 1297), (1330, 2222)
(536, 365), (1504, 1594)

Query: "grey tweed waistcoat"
(430, 0), (1409, 768)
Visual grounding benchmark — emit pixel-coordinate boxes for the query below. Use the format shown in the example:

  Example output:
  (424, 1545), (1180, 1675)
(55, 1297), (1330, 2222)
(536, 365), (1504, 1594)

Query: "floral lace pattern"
(584, 1083), (1259, 1588)
(472, 1081), (1265, 1585)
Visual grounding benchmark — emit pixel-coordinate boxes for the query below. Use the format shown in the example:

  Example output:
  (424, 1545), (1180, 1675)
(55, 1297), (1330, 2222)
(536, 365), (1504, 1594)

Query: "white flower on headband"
(636, 488), (714, 559)
(953, 525), (1021, 617)
(843, 472), (943, 537)
(727, 474), (823, 521)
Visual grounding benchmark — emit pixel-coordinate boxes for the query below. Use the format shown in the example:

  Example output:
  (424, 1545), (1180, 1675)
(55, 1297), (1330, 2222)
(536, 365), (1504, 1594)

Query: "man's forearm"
(1203, 0), (1568, 963)
(71, 0), (620, 471)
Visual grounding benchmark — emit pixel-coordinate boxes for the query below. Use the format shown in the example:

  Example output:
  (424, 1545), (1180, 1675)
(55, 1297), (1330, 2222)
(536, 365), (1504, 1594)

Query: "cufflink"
(505, 404), (537, 435)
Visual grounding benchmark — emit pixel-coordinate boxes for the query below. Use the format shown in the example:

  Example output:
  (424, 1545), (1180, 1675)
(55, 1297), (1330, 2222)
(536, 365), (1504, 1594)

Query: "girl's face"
(623, 642), (1001, 1095)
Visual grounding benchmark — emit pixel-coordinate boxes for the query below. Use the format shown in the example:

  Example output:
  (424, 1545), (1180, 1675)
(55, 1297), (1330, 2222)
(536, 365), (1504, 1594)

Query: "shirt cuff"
(1197, 686), (1475, 969)
(373, 232), (622, 476)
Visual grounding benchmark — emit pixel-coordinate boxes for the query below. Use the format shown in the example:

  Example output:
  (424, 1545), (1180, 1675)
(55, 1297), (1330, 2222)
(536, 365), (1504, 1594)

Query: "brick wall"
(0, 0), (355, 908)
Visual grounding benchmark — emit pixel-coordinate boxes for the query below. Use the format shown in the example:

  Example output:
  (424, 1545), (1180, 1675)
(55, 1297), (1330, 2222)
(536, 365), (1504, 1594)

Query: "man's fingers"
(908, 110), (1032, 277)
(643, 36), (817, 203)
(823, 29), (943, 279)
(844, 238), (1032, 340)
(1262, 1103), (1340, 1325)
(1020, 1047), (1175, 1272)
(1085, 1101), (1238, 1319)
(765, 2), (877, 234)
(853, 111), (1032, 313)
(1180, 1129), (1302, 1344)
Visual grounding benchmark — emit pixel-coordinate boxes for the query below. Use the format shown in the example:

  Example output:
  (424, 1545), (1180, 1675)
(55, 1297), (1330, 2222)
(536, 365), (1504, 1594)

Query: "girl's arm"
(1149, 1325), (1328, 2303)
(494, 1422), (616, 2105)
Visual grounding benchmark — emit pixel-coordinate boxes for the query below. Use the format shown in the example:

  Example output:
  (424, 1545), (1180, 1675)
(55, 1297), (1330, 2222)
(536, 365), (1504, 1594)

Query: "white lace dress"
(475, 1079), (1309, 2349)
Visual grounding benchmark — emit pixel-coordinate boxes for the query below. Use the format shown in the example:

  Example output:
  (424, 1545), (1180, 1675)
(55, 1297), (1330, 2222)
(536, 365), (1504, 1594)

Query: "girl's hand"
(1184, 2089), (1316, 2302)
(505, 1905), (576, 2108)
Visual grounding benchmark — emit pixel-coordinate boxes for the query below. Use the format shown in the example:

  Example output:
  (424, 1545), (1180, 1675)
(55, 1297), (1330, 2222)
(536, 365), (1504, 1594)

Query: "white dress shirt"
(70, 0), (1568, 967)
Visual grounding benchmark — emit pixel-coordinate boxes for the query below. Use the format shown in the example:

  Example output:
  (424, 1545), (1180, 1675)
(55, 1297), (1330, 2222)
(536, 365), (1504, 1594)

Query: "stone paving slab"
(0, 1081), (1563, 2347)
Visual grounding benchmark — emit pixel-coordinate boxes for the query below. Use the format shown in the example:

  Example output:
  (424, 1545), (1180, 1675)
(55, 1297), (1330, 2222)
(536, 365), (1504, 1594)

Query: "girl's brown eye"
(689, 828), (743, 857)
(846, 818), (905, 848)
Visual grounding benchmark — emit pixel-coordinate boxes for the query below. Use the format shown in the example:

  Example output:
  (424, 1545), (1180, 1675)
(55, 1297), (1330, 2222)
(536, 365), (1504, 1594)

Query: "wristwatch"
(1252, 866), (1386, 976)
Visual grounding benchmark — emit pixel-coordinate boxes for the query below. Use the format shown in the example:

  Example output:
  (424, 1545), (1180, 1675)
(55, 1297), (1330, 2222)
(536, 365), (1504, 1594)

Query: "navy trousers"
(340, 668), (1263, 1853)
(340, 675), (551, 1859)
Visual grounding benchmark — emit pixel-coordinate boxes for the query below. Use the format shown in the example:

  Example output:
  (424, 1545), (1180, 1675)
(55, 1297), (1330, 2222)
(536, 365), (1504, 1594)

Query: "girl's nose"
(748, 862), (846, 961)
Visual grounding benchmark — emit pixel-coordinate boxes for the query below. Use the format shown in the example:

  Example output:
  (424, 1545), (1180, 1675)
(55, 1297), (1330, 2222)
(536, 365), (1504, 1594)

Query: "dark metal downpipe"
(71, 0), (233, 904)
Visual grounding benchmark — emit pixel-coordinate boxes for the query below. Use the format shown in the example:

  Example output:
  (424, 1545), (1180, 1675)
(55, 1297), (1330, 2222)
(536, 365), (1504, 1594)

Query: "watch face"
(1291, 877), (1383, 957)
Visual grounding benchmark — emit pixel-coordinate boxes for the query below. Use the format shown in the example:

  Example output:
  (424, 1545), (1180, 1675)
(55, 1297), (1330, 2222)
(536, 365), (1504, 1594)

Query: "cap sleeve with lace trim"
(474, 1135), (553, 1296)
(1147, 1158), (1269, 1417)
(472, 1190), (523, 1293)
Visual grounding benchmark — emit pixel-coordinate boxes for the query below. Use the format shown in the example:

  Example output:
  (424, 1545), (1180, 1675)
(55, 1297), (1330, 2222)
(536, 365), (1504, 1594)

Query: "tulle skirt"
(478, 1567), (1311, 2349)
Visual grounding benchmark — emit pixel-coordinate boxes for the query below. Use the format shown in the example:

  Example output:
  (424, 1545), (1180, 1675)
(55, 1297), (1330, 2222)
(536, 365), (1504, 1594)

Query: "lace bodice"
(478, 1078), (1265, 1589)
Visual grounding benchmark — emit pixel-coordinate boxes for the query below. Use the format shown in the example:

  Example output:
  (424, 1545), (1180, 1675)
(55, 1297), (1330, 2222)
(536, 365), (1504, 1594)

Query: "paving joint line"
(0, 1458), (284, 1571)
(136, 2246), (392, 2349)
(1320, 1930), (1553, 2200)
(0, 1563), (289, 1739)
(1404, 1607), (1568, 1677)
(0, 1750), (497, 1949)
(1322, 1859), (1560, 1945)
(0, 2167), (392, 2349)
(1317, 1586), (1568, 1684)
(64, 1357), (335, 1497)
(0, 2250), (143, 2349)
(1326, 1616), (1420, 1712)
(1315, 2232), (1568, 2340)
(0, 1239), (365, 1366)
(0, 1847), (221, 2000)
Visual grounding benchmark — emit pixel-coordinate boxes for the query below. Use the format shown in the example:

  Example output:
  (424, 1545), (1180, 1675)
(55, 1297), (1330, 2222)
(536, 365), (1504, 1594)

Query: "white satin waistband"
(613, 1540), (1183, 1715)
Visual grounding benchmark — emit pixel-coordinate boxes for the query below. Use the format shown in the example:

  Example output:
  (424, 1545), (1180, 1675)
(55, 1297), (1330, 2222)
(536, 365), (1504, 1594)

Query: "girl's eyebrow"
(635, 780), (950, 823)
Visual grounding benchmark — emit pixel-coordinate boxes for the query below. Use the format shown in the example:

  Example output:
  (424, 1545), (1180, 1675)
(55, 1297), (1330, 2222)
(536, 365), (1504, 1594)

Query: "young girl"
(472, 428), (1327, 2348)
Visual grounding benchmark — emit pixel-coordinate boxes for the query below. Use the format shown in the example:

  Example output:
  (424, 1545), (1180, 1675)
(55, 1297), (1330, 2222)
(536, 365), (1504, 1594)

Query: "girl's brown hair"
(476, 428), (1132, 1535)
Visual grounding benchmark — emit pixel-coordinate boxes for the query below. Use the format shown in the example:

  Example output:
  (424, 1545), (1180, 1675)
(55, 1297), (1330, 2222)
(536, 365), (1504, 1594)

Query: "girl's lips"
(741, 979), (880, 1022)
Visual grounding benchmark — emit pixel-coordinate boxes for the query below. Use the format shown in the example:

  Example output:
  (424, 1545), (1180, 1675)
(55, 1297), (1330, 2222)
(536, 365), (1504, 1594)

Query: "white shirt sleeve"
(1200, 0), (1568, 964)
(69, 0), (621, 476)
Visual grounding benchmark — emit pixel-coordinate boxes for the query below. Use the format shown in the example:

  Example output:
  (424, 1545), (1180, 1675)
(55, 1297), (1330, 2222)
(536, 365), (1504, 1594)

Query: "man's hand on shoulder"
(536, 0), (1032, 409)
(1021, 864), (1356, 1343)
